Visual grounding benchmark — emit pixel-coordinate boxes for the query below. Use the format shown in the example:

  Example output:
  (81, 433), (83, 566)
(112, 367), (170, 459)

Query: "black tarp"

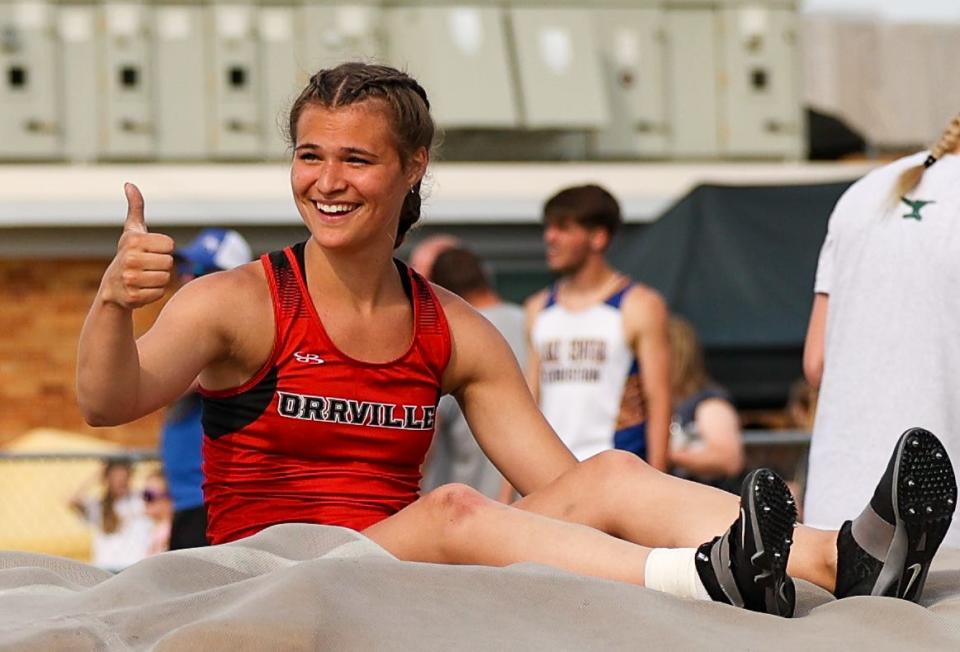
(806, 107), (867, 161)
(608, 181), (855, 407)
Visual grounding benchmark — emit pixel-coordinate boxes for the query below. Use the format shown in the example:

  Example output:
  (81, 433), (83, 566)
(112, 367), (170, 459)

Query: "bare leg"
(364, 483), (651, 586)
(511, 450), (838, 591)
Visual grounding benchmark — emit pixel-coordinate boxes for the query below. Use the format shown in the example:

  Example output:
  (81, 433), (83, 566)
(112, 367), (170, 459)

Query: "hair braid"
(892, 113), (960, 202)
(930, 114), (960, 160)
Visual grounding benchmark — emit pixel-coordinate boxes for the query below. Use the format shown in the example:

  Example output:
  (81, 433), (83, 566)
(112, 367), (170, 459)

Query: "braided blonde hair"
(892, 113), (960, 202)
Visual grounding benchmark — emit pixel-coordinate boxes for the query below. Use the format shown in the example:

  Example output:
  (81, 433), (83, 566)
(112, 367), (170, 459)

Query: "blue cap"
(174, 228), (252, 276)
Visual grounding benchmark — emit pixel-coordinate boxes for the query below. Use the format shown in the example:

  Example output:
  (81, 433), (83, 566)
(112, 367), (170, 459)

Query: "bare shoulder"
(157, 260), (272, 353)
(622, 282), (668, 323)
(432, 283), (491, 332)
(169, 261), (268, 319)
(523, 287), (551, 321)
(694, 396), (740, 426)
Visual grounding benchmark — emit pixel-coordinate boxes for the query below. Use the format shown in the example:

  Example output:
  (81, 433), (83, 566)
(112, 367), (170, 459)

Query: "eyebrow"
(294, 144), (379, 158)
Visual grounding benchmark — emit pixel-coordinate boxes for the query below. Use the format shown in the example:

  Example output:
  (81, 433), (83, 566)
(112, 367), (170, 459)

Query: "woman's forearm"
(76, 296), (142, 426)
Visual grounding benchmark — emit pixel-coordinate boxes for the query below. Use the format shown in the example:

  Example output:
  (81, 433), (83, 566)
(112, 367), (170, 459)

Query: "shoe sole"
(742, 469), (798, 616)
(874, 428), (957, 600)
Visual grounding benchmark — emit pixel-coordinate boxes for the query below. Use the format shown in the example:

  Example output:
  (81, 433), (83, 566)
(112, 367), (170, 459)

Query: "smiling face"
(290, 101), (427, 252)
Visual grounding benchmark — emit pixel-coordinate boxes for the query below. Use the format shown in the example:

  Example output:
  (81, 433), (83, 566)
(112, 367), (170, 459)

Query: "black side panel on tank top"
(394, 259), (414, 301)
(202, 366), (278, 440)
(292, 240), (307, 277)
(201, 245), (299, 440)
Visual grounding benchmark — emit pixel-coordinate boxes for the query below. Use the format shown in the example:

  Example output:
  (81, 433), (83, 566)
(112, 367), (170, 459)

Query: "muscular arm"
(624, 287), (671, 472)
(76, 184), (237, 425)
(78, 270), (235, 425)
(803, 293), (829, 389)
(440, 290), (577, 495)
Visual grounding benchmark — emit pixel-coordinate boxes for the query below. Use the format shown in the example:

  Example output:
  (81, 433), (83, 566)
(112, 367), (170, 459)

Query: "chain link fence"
(0, 433), (807, 562)
(0, 450), (159, 561)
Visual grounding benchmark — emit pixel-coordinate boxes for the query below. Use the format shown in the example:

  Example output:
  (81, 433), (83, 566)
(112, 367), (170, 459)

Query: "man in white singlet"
(526, 185), (671, 471)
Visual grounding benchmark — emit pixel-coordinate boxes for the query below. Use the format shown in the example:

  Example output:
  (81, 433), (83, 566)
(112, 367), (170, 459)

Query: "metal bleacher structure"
(1, 0), (807, 163)
(0, 0), (871, 283)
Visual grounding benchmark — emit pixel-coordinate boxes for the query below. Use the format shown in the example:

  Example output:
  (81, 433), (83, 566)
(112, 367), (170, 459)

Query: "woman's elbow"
(803, 355), (823, 389)
(77, 396), (127, 427)
(79, 406), (119, 427)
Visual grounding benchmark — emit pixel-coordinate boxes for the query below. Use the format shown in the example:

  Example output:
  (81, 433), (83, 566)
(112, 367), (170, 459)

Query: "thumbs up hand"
(122, 182), (149, 234)
(100, 183), (176, 310)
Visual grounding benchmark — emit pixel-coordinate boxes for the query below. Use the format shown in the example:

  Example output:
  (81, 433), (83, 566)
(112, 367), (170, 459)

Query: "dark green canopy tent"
(609, 181), (854, 408)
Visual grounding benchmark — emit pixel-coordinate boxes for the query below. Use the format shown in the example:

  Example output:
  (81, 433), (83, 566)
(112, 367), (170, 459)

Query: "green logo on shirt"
(900, 196), (935, 221)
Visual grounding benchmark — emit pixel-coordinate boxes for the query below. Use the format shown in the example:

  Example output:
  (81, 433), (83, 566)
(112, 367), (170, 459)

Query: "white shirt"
(83, 494), (154, 571)
(805, 152), (960, 547)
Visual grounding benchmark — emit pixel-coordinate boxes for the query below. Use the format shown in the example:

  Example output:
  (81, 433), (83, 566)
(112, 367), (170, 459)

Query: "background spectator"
(802, 114), (960, 546)
(143, 469), (172, 557)
(69, 458), (152, 571)
(785, 378), (819, 432)
(526, 184), (671, 469)
(667, 317), (745, 493)
(420, 247), (526, 501)
(161, 228), (252, 550)
(408, 234), (462, 279)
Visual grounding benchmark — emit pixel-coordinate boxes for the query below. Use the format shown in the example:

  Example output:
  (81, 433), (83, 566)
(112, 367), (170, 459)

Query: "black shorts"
(169, 505), (210, 550)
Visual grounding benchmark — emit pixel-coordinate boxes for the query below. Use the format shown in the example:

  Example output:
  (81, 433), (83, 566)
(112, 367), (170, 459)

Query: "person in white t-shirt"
(70, 459), (153, 572)
(804, 114), (960, 553)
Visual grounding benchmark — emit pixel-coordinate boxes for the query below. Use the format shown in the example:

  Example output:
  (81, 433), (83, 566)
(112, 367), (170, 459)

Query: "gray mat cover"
(1, 524), (959, 651)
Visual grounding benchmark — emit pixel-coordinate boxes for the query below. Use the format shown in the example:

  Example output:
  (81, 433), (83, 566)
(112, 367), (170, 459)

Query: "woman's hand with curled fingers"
(100, 183), (176, 310)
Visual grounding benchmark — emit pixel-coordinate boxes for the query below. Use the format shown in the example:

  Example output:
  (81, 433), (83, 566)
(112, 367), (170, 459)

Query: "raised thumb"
(123, 182), (148, 234)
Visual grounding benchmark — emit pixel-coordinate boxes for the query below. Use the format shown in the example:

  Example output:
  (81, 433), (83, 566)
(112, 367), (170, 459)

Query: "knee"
(422, 483), (490, 528)
(420, 484), (492, 560)
(581, 449), (653, 485)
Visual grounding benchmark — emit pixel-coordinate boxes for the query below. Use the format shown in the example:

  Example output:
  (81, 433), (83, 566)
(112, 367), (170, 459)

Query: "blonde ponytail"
(892, 114), (960, 203)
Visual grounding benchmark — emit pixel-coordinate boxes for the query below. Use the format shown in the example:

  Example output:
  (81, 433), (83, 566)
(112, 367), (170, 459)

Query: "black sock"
(869, 447), (898, 525)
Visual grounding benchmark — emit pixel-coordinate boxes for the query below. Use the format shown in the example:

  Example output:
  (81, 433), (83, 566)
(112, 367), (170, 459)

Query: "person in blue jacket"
(161, 228), (252, 549)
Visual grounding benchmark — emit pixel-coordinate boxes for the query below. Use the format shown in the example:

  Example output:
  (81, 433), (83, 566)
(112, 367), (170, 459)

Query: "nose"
(543, 224), (559, 245)
(315, 161), (347, 195)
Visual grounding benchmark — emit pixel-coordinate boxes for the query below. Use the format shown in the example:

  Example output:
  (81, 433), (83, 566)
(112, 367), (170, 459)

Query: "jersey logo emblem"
(293, 352), (325, 365)
(900, 196), (934, 221)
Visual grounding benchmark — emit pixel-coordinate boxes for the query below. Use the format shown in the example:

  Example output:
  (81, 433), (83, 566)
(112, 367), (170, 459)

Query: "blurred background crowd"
(1, 0), (956, 569)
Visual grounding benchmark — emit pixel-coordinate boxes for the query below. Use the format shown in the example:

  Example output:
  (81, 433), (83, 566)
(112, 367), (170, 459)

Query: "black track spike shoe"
(695, 468), (798, 617)
(835, 427), (957, 601)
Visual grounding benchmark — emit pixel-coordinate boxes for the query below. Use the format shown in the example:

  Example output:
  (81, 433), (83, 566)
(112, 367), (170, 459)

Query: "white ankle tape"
(644, 548), (712, 601)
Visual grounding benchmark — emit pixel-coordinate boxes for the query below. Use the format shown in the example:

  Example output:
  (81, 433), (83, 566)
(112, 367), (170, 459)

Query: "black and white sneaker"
(835, 427), (957, 601)
(694, 468), (798, 617)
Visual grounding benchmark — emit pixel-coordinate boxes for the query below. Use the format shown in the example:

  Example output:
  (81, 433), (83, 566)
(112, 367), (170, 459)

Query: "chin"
(547, 260), (572, 275)
(310, 225), (388, 254)
(309, 231), (357, 251)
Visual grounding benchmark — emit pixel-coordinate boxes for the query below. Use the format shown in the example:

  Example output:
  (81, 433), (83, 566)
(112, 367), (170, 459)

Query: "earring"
(410, 186), (417, 195)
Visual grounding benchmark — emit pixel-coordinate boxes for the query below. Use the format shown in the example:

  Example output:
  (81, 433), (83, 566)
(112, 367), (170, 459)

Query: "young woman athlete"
(76, 63), (955, 617)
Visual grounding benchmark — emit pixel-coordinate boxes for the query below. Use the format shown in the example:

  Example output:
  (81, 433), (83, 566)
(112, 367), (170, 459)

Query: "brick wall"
(0, 259), (166, 448)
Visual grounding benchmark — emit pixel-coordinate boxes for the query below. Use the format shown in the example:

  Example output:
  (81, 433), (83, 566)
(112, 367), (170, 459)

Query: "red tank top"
(199, 242), (451, 544)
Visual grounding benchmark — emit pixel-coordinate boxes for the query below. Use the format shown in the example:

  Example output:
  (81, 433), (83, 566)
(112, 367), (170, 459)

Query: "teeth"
(315, 202), (356, 214)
